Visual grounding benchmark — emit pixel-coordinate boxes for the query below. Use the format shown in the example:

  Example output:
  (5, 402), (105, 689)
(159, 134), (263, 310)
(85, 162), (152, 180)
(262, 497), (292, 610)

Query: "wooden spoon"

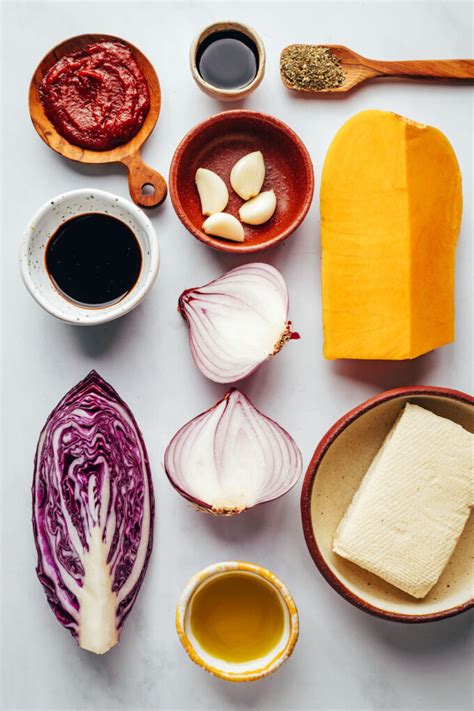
(280, 44), (474, 93)
(29, 34), (167, 207)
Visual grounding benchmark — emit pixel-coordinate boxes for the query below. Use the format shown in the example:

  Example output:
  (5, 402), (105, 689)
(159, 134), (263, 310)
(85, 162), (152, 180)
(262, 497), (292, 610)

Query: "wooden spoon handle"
(367, 58), (474, 80)
(121, 151), (167, 208)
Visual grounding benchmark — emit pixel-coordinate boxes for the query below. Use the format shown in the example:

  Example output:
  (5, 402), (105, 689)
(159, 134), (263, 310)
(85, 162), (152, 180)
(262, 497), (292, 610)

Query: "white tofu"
(333, 403), (474, 598)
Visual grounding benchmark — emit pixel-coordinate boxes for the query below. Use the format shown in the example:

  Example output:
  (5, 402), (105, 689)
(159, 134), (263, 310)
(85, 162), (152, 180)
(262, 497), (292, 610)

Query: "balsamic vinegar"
(46, 213), (142, 307)
(197, 30), (259, 90)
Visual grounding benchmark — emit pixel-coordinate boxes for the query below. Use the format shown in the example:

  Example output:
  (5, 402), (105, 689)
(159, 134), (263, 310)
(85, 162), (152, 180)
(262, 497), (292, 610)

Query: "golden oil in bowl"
(176, 562), (299, 682)
(189, 572), (285, 663)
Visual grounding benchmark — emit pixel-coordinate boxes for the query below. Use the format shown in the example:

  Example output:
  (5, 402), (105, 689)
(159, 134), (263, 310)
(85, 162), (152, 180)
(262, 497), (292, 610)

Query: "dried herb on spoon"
(280, 45), (346, 91)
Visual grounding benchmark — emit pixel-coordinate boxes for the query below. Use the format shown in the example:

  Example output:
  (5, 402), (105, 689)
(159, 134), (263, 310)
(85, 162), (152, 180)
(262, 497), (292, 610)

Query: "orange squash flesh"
(321, 110), (462, 360)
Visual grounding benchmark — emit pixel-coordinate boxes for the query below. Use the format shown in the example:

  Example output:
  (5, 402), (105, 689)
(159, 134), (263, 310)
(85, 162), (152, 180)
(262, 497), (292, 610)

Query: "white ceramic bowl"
(20, 189), (159, 325)
(176, 561), (299, 682)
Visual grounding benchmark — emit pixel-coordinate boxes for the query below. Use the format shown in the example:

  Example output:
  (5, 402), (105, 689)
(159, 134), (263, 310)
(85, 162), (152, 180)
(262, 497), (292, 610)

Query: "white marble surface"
(1, 1), (473, 709)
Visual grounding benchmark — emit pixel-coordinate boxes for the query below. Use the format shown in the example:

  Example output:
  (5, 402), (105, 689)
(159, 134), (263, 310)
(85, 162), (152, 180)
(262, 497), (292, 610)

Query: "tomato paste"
(39, 41), (150, 151)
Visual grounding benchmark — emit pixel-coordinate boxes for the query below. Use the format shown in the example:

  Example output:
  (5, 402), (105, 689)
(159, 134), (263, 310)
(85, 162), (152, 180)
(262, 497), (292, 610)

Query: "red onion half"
(178, 263), (299, 384)
(164, 389), (302, 515)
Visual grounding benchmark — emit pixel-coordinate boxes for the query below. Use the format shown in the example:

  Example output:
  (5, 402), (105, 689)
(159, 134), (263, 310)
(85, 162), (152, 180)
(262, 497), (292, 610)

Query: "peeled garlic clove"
(178, 262), (299, 383)
(202, 213), (244, 242)
(195, 168), (229, 216)
(230, 151), (265, 200)
(239, 190), (277, 225)
(164, 389), (302, 515)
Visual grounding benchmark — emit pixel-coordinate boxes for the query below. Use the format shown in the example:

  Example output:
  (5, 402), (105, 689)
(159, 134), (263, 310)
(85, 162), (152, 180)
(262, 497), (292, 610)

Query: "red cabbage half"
(32, 370), (154, 654)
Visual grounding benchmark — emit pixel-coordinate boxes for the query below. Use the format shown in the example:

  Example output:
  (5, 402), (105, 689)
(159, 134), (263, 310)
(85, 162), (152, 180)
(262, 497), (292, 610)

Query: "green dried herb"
(280, 45), (346, 91)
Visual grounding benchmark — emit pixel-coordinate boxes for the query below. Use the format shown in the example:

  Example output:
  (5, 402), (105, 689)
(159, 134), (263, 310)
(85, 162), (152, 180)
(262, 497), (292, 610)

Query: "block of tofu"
(333, 403), (474, 598)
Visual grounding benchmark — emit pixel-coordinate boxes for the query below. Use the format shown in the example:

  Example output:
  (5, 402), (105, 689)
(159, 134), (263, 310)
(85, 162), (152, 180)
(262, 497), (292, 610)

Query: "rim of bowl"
(20, 188), (160, 326)
(169, 109), (315, 254)
(176, 561), (299, 682)
(300, 385), (474, 624)
(189, 21), (266, 100)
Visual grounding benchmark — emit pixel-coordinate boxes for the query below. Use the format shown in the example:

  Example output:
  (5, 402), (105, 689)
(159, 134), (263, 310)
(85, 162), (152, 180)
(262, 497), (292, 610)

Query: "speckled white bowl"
(176, 561), (299, 682)
(20, 189), (159, 325)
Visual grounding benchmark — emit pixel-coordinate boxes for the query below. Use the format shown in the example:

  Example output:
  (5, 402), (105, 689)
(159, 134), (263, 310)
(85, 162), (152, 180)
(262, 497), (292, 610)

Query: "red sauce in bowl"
(39, 41), (150, 151)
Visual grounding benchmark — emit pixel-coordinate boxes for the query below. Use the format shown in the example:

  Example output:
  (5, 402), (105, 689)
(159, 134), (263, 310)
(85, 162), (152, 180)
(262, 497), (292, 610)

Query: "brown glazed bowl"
(169, 110), (314, 254)
(301, 386), (474, 623)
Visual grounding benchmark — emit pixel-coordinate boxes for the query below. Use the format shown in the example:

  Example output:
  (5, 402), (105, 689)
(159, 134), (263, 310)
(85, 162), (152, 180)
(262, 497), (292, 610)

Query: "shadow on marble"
(206, 656), (286, 707)
(281, 75), (474, 102)
(200, 222), (306, 276)
(194, 493), (293, 543)
(339, 596), (474, 658)
(375, 611), (474, 656)
(69, 302), (145, 358)
(56, 153), (167, 216)
(331, 349), (440, 390)
(59, 155), (126, 181)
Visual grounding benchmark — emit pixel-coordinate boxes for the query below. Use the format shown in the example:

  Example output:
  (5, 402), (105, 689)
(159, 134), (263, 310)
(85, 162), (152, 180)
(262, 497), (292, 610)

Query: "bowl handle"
(122, 151), (167, 208)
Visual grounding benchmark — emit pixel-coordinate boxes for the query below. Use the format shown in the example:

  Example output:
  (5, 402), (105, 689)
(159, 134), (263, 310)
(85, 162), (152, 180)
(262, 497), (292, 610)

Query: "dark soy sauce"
(46, 213), (142, 307)
(197, 30), (259, 90)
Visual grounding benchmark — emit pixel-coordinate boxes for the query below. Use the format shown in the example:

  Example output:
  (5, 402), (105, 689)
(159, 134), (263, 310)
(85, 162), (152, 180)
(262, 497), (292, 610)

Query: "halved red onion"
(164, 389), (302, 515)
(178, 263), (299, 384)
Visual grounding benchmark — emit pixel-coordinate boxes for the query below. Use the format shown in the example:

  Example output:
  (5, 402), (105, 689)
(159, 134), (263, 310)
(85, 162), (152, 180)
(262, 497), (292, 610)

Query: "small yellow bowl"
(176, 561), (299, 682)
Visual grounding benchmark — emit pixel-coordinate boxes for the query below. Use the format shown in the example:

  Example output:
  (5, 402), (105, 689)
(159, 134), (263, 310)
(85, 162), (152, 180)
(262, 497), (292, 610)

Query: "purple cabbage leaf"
(32, 370), (154, 654)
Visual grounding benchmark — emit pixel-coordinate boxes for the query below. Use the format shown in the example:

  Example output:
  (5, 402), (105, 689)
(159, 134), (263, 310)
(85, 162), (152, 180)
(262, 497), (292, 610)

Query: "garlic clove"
(239, 190), (277, 225)
(202, 213), (245, 242)
(195, 168), (229, 216)
(230, 151), (265, 200)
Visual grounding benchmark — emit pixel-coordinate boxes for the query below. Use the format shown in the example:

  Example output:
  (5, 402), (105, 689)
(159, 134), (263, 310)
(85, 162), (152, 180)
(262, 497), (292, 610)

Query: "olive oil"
(197, 30), (259, 90)
(189, 572), (285, 663)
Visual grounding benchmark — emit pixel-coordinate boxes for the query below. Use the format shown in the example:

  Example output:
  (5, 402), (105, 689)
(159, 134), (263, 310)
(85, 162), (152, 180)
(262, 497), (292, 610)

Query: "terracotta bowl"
(301, 386), (474, 623)
(169, 110), (314, 254)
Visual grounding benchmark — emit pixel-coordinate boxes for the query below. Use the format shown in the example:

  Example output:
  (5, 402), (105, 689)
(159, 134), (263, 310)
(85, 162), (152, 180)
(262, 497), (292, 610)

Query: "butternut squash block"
(321, 110), (462, 360)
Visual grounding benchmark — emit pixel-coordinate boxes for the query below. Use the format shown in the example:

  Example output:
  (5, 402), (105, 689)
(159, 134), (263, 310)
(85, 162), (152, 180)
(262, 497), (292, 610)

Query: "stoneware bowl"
(169, 110), (314, 254)
(301, 386), (474, 623)
(20, 188), (159, 325)
(189, 21), (266, 101)
(176, 561), (299, 682)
